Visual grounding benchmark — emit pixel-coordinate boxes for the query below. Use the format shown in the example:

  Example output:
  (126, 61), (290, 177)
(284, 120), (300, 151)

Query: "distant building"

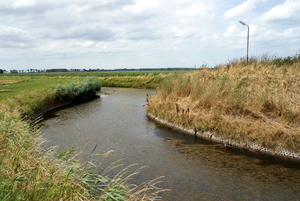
(10, 70), (19, 74)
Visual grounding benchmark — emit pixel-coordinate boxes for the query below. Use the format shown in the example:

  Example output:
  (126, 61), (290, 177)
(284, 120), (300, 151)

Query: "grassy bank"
(0, 77), (167, 200)
(1, 77), (101, 118)
(147, 55), (300, 154)
(0, 78), (100, 200)
(100, 74), (167, 88)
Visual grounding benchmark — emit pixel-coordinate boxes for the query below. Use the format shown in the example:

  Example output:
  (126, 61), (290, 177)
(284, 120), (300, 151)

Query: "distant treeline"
(0, 67), (196, 74)
(108, 67), (196, 72)
(46, 69), (68, 72)
(48, 67), (196, 72)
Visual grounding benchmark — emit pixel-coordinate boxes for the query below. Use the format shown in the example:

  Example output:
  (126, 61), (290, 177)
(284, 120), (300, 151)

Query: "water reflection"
(42, 87), (300, 201)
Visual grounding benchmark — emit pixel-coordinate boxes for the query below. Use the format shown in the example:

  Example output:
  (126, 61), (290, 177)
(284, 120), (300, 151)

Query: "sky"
(0, 0), (299, 71)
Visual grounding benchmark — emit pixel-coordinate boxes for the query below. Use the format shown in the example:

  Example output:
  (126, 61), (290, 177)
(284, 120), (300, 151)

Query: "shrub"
(55, 77), (101, 102)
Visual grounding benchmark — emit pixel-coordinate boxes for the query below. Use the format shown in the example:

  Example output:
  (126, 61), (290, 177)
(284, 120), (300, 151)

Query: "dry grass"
(0, 80), (23, 84)
(147, 57), (300, 152)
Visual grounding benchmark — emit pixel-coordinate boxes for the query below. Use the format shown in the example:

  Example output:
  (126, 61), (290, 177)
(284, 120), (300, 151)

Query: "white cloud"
(223, 25), (239, 37)
(167, 26), (204, 39)
(0, 0), (299, 71)
(0, 25), (33, 48)
(57, 23), (115, 41)
(260, 0), (300, 25)
(223, 0), (266, 19)
(13, 0), (36, 8)
(283, 26), (300, 37)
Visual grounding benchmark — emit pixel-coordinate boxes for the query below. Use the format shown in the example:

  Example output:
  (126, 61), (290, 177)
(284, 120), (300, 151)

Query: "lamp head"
(239, 21), (246, 26)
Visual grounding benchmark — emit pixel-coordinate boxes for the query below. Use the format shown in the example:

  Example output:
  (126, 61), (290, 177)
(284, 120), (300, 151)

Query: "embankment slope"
(146, 58), (300, 160)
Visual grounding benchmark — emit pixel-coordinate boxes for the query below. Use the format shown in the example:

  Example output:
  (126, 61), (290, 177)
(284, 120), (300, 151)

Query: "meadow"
(0, 70), (188, 100)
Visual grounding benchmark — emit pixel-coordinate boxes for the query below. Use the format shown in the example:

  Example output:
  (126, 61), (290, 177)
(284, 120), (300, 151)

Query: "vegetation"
(0, 71), (187, 99)
(100, 74), (167, 88)
(1, 77), (101, 118)
(0, 77), (168, 200)
(55, 77), (101, 102)
(0, 76), (76, 101)
(147, 54), (300, 153)
(0, 70), (190, 78)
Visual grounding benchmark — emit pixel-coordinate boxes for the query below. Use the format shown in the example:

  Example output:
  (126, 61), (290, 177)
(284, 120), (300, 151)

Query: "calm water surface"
(41, 87), (300, 201)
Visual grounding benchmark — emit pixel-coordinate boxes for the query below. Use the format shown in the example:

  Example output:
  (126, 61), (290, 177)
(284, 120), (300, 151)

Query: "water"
(41, 87), (300, 201)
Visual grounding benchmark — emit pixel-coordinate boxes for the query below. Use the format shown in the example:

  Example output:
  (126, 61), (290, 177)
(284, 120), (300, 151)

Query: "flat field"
(0, 70), (187, 100)
(0, 76), (76, 101)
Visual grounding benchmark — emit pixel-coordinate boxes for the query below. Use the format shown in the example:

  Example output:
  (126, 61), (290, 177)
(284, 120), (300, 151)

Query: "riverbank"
(147, 113), (300, 161)
(0, 78), (103, 200)
(1, 77), (168, 200)
(146, 55), (300, 161)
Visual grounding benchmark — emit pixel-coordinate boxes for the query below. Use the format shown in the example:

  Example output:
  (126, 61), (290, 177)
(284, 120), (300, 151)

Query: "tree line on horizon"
(0, 67), (197, 74)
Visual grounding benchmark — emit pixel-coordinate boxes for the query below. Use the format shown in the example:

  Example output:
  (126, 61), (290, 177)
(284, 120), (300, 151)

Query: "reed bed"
(147, 55), (300, 153)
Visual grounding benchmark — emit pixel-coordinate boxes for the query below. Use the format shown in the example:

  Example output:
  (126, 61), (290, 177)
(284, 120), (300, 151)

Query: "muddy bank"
(147, 112), (300, 161)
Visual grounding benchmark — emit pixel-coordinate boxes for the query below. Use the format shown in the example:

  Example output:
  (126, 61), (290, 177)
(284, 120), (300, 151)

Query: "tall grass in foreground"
(147, 55), (300, 152)
(0, 111), (167, 200)
(0, 110), (87, 200)
(1, 77), (168, 200)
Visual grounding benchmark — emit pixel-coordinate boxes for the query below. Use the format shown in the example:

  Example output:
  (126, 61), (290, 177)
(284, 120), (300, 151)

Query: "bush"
(55, 77), (101, 102)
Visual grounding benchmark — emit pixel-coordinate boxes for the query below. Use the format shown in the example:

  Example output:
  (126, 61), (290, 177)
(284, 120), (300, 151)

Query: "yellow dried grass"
(147, 59), (300, 152)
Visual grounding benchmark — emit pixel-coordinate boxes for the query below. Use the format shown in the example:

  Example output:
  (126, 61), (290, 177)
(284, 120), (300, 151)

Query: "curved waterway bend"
(41, 87), (300, 201)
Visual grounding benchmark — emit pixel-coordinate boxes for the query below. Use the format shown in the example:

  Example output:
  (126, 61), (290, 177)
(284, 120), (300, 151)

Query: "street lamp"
(239, 21), (249, 63)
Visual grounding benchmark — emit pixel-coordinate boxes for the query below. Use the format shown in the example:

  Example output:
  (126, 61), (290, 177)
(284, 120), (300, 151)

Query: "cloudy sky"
(1, 0), (299, 71)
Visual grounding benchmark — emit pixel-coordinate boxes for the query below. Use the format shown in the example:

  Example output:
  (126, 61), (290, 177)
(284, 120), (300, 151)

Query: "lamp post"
(239, 21), (249, 63)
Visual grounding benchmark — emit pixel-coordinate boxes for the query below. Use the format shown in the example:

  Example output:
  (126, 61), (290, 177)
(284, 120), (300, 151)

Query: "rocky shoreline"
(147, 112), (300, 161)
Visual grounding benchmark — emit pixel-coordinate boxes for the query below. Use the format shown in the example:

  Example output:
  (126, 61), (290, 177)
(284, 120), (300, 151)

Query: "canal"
(41, 87), (300, 201)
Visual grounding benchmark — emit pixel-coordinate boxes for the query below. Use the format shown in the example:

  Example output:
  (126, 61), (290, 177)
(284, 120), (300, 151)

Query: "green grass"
(0, 76), (77, 101)
(0, 71), (180, 100)
(99, 74), (167, 88)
